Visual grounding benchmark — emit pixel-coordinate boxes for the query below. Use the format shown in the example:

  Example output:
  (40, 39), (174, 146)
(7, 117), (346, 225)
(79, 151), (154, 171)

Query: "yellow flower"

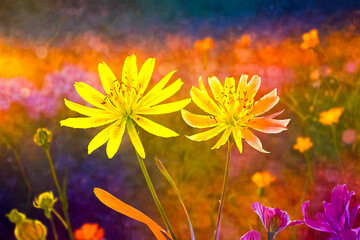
(181, 75), (289, 153)
(60, 55), (190, 159)
(251, 171), (276, 188)
(293, 137), (313, 153)
(33, 128), (52, 149)
(319, 107), (344, 125)
(33, 191), (57, 219)
(300, 29), (319, 49)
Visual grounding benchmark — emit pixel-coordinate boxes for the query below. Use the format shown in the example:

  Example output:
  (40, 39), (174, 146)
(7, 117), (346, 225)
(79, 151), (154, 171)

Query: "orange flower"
(300, 29), (319, 49)
(319, 107), (344, 125)
(251, 171), (276, 188)
(194, 37), (214, 51)
(74, 223), (104, 240)
(236, 34), (251, 48)
(294, 137), (313, 153)
(93, 188), (172, 240)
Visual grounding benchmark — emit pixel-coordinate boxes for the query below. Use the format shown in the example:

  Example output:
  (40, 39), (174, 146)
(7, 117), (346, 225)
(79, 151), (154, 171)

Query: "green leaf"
(154, 156), (195, 240)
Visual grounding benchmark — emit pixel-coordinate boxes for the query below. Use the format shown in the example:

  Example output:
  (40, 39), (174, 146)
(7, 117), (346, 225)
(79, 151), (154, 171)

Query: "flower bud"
(15, 219), (47, 240)
(6, 209), (26, 224)
(33, 128), (52, 148)
(33, 191), (57, 219)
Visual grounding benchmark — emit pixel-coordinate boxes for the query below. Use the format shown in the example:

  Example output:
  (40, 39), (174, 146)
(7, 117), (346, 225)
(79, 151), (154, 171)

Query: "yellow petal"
(198, 76), (208, 94)
(232, 128), (243, 153)
(242, 128), (269, 153)
(74, 82), (108, 110)
(106, 118), (127, 159)
(142, 78), (184, 108)
(208, 76), (224, 103)
(187, 124), (227, 141)
(235, 74), (248, 98)
(141, 71), (177, 106)
(138, 99), (191, 115)
(126, 119), (145, 158)
(251, 89), (279, 116)
(93, 188), (172, 240)
(64, 99), (114, 117)
(211, 127), (232, 149)
(132, 115), (178, 138)
(181, 109), (220, 128)
(138, 58), (156, 95)
(122, 54), (138, 87)
(190, 87), (224, 116)
(98, 62), (117, 95)
(245, 75), (261, 100)
(60, 116), (118, 129)
(88, 121), (118, 154)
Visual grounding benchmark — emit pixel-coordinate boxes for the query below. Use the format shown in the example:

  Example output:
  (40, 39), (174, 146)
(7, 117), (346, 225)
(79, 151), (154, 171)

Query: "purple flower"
(252, 202), (303, 239)
(302, 184), (360, 240)
(240, 230), (261, 240)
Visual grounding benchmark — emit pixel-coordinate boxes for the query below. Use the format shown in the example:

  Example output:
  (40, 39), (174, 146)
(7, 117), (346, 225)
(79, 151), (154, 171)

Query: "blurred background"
(1, 0), (360, 239)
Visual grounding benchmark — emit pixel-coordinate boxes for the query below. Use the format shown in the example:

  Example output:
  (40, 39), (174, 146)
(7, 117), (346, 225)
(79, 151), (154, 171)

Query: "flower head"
(33, 128), (52, 149)
(33, 191), (57, 219)
(319, 107), (344, 125)
(301, 29), (319, 49)
(293, 137), (313, 153)
(302, 184), (360, 240)
(251, 171), (276, 188)
(252, 202), (303, 238)
(181, 75), (289, 153)
(194, 37), (214, 51)
(74, 223), (105, 240)
(240, 230), (261, 240)
(60, 55), (190, 159)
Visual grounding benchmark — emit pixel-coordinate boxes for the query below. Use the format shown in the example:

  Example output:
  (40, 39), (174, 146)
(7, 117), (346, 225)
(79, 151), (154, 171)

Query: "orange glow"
(194, 37), (214, 51)
(74, 223), (104, 240)
(319, 107), (344, 125)
(251, 171), (276, 188)
(301, 29), (319, 49)
(294, 137), (313, 153)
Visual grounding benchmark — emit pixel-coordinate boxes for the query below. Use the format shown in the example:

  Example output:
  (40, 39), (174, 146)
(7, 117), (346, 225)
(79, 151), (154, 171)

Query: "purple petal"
(289, 220), (304, 226)
(302, 201), (336, 234)
(350, 204), (360, 229)
(252, 202), (275, 230)
(240, 230), (261, 240)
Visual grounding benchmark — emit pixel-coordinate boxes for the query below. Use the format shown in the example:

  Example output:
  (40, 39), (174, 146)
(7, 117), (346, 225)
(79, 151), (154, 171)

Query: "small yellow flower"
(251, 171), (276, 188)
(194, 37), (214, 51)
(33, 191), (57, 219)
(33, 128), (52, 149)
(300, 29), (319, 49)
(294, 137), (313, 153)
(182, 75), (289, 153)
(60, 55), (190, 159)
(319, 107), (344, 125)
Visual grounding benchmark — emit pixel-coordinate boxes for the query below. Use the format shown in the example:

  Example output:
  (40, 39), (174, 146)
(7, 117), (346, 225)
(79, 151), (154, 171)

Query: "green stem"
(304, 151), (313, 184)
(44, 149), (74, 240)
(6, 141), (32, 204)
(49, 216), (59, 240)
(136, 153), (176, 240)
(53, 209), (68, 229)
(268, 232), (275, 240)
(214, 140), (232, 240)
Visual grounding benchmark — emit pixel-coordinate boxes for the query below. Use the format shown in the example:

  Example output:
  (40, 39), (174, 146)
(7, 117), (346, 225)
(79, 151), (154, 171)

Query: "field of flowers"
(1, 1), (360, 240)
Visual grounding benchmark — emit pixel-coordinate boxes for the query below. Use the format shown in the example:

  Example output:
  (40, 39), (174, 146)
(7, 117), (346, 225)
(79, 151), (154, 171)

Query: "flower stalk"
(44, 148), (74, 240)
(136, 152), (176, 240)
(214, 140), (232, 240)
